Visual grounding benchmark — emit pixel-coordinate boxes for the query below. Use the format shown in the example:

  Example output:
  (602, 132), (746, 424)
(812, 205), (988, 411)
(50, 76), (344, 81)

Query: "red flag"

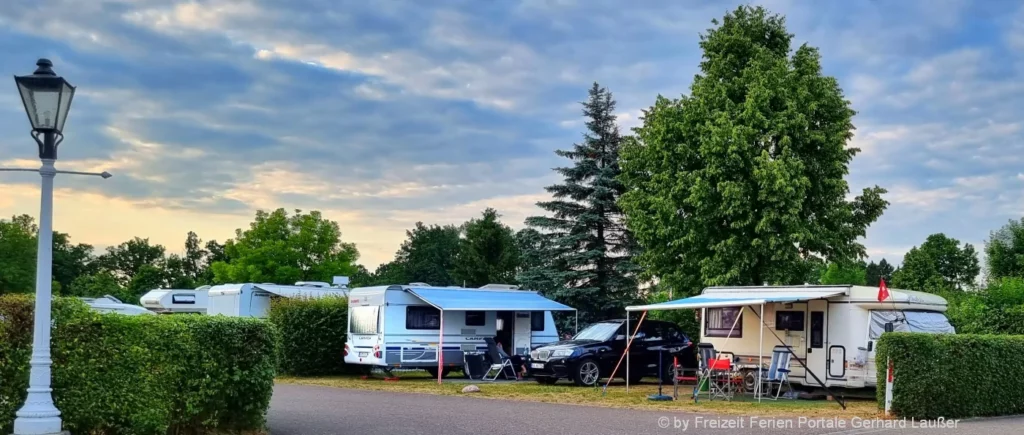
(878, 278), (890, 302)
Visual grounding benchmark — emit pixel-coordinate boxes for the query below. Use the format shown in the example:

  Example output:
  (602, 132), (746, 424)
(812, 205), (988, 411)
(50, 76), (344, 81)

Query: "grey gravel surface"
(268, 384), (1022, 435)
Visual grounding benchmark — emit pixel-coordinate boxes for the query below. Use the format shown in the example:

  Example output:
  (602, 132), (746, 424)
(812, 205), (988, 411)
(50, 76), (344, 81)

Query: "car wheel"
(572, 358), (601, 387)
(535, 376), (559, 385)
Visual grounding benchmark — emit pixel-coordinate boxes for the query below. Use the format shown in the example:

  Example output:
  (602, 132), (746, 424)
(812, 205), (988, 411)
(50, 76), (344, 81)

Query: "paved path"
(268, 384), (1023, 435)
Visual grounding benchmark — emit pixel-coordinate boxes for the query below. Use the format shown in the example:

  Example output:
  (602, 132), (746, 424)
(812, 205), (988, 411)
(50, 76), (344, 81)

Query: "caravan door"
(804, 300), (828, 387)
(513, 312), (533, 356)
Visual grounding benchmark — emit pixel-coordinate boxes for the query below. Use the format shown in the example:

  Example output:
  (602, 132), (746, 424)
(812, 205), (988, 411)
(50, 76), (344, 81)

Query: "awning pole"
(603, 310), (646, 395)
(437, 309), (444, 385)
(758, 303), (764, 402)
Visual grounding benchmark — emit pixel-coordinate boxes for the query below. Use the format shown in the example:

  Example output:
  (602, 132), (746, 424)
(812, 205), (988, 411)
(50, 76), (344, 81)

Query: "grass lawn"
(277, 372), (880, 418)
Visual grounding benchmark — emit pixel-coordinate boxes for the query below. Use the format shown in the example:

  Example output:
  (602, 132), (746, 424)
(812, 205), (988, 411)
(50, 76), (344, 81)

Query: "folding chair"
(695, 343), (720, 400)
(756, 346), (794, 400)
(482, 337), (517, 381)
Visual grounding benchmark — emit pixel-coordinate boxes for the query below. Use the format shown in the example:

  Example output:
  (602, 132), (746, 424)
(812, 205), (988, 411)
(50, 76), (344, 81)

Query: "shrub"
(876, 332), (1024, 419)
(0, 294), (278, 434)
(268, 296), (357, 376)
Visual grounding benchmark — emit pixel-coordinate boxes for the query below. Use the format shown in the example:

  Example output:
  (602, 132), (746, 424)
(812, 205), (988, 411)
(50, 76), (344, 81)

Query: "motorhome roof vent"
(332, 276), (350, 287)
(479, 284), (520, 290)
(195, 285), (212, 290)
(295, 281), (332, 288)
(408, 282), (431, 287)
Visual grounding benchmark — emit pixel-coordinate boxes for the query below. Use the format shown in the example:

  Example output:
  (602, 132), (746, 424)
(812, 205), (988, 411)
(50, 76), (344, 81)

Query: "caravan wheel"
(741, 369), (758, 393)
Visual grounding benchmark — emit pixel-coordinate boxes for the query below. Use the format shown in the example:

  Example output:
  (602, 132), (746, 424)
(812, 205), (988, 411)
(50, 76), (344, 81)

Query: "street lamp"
(0, 59), (111, 435)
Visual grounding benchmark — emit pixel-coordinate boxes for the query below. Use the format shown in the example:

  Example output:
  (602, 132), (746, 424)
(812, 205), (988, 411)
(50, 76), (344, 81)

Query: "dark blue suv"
(526, 319), (697, 386)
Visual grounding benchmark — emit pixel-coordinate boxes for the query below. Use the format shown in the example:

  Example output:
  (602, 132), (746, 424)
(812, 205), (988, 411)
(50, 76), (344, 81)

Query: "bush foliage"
(268, 296), (357, 376)
(0, 294), (278, 434)
(876, 332), (1024, 419)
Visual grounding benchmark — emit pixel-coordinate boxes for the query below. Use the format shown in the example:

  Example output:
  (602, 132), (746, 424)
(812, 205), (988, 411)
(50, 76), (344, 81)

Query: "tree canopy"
(619, 5), (888, 296)
(985, 218), (1024, 281)
(210, 208), (360, 284)
(393, 222), (462, 286)
(452, 208), (520, 287)
(890, 233), (979, 292)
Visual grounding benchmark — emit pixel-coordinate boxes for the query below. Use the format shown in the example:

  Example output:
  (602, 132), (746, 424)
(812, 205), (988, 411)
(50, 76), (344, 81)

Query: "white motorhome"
(81, 295), (155, 316)
(628, 285), (955, 391)
(344, 283), (575, 378)
(140, 286), (210, 314)
(206, 276), (350, 318)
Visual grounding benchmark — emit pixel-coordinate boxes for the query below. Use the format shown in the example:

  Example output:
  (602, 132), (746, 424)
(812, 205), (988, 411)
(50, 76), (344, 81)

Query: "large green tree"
(94, 237), (166, 287)
(452, 208), (520, 287)
(619, 6), (887, 296)
(819, 261), (867, 285)
(52, 231), (96, 295)
(891, 233), (979, 292)
(985, 218), (1024, 281)
(393, 222), (462, 286)
(0, 215), (38, 294)
(865, 259), (895, 287)
(211, 208), (360, 284)
(522, 82), (641, 325)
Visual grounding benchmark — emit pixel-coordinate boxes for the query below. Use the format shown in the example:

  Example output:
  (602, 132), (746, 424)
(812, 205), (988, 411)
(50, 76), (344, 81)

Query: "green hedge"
(876, 332), (1024, 419)
(268, 296), (359, 376)
(0, 294), (278, 434)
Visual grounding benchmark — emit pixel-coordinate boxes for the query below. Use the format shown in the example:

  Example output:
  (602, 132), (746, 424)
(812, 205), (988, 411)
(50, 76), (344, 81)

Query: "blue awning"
(626, 287), (847, 311)
(406, 287), (575, 311)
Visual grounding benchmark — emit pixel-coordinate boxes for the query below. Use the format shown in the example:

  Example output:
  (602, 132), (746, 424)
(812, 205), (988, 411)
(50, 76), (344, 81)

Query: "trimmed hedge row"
(268, 296), (360, 376)
(0, 294), (278, 434)
(876, 332), (1024, 419)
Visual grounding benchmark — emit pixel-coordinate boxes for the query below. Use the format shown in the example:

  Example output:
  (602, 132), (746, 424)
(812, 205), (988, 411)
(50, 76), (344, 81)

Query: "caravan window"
(465, 311), (485, 326)
(350, 306), (379, 335)
(530, 312), (545, 331)
(705, 307), (743, 338)
(172, 294), (196, 304)
(407, 306), (441, 330)
(775, 311), (805, 331)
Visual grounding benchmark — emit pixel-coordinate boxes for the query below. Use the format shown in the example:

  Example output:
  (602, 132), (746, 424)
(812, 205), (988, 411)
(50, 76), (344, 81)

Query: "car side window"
(640, 323), (663, 342)
(663, 324), (683, 342)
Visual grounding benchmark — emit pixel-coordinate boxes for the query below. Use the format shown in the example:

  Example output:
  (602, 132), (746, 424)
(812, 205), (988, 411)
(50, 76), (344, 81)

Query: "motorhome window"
(406, 306), (441, 330)
(171, 295), (196, 304)
(775, 311), (805, 331)
(465, 311), (485, 326)
(705, 307), (743, 338)
(350, 306), (379, 335)
(530, 312), (544, 331)
(573, 322), (621, 341)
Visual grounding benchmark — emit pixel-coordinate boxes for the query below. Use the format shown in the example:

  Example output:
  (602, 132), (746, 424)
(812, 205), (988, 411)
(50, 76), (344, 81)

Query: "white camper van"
(140, 286), (210, 314)
(344, 283), (575, 378)
(206, 277), (350, 318)
(82, 295), (155, 316)
(628, 285), (955, 391)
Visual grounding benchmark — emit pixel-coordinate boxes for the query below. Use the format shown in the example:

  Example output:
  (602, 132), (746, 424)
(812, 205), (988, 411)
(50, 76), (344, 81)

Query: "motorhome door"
(513, 312), (532, 355)
(804, 300), (828, 386)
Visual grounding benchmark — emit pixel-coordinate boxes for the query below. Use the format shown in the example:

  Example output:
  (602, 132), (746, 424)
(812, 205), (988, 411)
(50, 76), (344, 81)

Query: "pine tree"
(521, 82), (640, 327)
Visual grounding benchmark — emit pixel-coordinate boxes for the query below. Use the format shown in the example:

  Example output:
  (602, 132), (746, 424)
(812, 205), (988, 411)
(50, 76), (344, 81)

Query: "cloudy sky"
(1, 0), (1022, 271)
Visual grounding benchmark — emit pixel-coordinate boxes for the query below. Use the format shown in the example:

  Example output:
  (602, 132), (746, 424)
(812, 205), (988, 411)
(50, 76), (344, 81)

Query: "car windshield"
(573, 322), (621, 341)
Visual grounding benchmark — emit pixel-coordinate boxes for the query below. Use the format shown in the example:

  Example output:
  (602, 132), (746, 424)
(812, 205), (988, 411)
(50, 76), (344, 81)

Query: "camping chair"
(695, 343), (728, 400)
(482, 338), (517, 381)
(756, 346), (794, 400)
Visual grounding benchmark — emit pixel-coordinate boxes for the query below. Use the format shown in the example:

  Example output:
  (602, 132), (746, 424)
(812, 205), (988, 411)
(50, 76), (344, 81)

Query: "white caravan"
(140, 286), (210, 314)
(344, 283), (575, 377)
(627, 285), (955, 390)
(206, 276), (350, 318)
(82, 295), (155, 316)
